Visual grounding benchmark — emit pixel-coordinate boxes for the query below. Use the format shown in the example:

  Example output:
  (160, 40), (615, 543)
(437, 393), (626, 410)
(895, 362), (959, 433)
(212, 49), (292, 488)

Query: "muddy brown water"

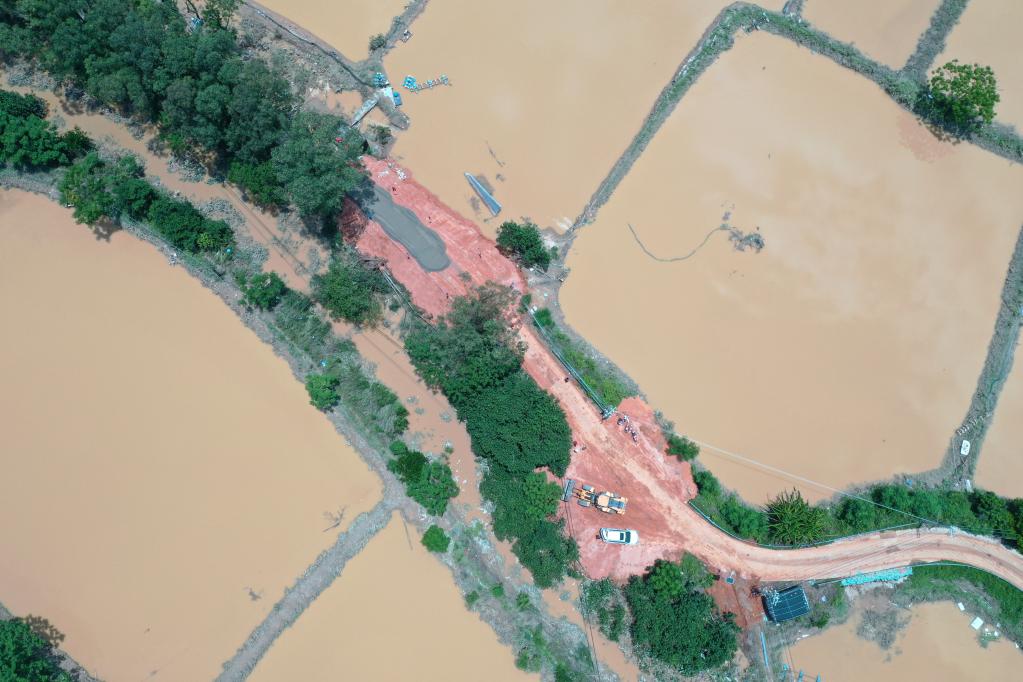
(975, 362), (1023, 498)
(380, 0), (784, 236)
(789, 600), (1022, 680)
(803, 0), (938, 69)
(257, 0), (408, 61)
(248, 512), (533, 682)
(560, 32), (1023, 504)
(0, 189), (382, 680)
(938, 0), (1023, 134)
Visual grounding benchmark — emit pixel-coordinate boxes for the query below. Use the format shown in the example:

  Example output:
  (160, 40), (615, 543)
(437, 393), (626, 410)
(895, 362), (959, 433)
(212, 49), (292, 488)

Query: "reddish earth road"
(352, 157), (1023, 593)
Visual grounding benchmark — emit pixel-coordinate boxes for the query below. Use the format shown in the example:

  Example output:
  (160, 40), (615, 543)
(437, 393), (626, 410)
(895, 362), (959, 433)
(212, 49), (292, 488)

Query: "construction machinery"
(562, 479), (628, 514)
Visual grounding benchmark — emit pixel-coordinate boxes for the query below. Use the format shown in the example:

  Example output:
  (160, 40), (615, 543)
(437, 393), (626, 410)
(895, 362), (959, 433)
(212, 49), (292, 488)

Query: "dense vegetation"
(0, 0), (366, 221)
(582, 557), (737, 674)
(926, 60), (999, 132)
(311, 248), (390, 325)
(421, 524), (450, 553)
(496, 220), (554, 271)
(665, 433), (699, 461)
(693, 469), (1023, 550)
(531, 306), (631, 409)
(387, 441), (459, 516)
(0, 617), (70, 682)
(0, 90), (89, 169)
(405, 285), (578, 587)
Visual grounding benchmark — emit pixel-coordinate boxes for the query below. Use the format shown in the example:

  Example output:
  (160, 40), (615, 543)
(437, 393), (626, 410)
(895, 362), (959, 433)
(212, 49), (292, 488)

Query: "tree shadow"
(22, 614), (65, 647)
(911, 92), (980, 146)
(91, 217), (121, 241)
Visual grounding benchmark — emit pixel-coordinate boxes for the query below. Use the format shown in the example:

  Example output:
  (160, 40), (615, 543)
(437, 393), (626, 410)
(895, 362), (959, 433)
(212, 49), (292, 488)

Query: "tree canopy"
(496, 220), (553, 271)
(928, 60), (999, 131)
(0, 618), (71, 682)
(311, 250), (390, 325)
(388, 441), (459, 516)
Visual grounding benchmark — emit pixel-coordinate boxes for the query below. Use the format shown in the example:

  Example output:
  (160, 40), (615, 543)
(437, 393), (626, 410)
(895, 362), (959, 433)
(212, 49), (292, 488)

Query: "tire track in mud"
(215, 496), (400, 682)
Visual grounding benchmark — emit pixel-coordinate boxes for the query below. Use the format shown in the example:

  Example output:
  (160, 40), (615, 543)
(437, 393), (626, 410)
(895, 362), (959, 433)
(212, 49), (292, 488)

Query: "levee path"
(216, 497), (399, 682)
(353, 157), (1023, 593)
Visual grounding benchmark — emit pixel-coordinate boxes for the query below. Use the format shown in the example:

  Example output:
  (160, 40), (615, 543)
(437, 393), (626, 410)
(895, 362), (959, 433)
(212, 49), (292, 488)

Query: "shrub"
(228, 160), (285, 207)
(369, 34), (387, 51)
(147, 195), (233, 252)
(312, 251), (390, 325)
(422, 524), (451, 552)
(766, 489), (829, 545)
(387, 441), (459, 515)
(305, 373), (340, 410)
(666, 434), (699, 460)
(516, 591), (532, 610)
(496, 220), (551, 270)
(491, 584), (505, 598)
(244, 271), (287, 310)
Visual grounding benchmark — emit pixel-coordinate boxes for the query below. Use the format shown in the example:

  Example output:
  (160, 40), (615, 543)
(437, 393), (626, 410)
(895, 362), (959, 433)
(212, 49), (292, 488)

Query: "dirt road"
(354, 157), (1023, 593)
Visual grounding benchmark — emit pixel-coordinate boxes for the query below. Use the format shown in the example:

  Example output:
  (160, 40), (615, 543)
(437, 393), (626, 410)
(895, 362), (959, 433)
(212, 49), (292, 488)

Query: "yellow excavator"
(562, 480), (627, 514)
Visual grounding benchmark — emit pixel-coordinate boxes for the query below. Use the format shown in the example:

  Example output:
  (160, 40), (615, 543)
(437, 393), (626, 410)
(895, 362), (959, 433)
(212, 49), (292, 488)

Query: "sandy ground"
(789, 599), (1023, 679)
(0, 190), (382, 680)
(803, 0), (938, 68)
(560, 32), (1023, 504)
(938, 0), (1023, 133)
(974, 360), (1023, 498)
(249, 513), (532, 682)
(256, 0), (407, 61)
(382, 0), (785, 236)
(351, 157), (1023, 595)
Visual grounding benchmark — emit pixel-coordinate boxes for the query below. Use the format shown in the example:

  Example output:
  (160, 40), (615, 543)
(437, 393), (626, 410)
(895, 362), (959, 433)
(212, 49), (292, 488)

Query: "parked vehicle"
(599, 528), (639, 545)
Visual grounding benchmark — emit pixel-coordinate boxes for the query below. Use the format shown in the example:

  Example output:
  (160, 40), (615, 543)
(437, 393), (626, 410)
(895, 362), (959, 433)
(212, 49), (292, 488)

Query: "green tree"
(272, 111), (365, 217)
(0, 112), (71, 168)
(146, 195), (233, 252)
(202, 0), (241, 28)
(368, 34), (387, 51)
(244, 272), (287, 310)
(928, 60), (999, 130)
(311, 251), (389, 325)
(666, 434), (699, 461)
(496, 220), (552, 270)
(227, 160), (285, 207)
(766, 489), (828, 545)
(60, 153), (154, 225)
(624, 565), (738, 674)
(0, 90), (47, 118)
(421, 524), (450, 552)
(522, 471), (561, 520)
(0, 618), (71, 682)
(305, 373), (340, 410)
(387, 441), (459, 516)
(648, 560), (686, 598)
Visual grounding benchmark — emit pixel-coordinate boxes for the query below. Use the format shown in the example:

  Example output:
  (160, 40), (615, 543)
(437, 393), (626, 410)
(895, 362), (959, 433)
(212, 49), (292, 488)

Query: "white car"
(599, 528), (639, 545)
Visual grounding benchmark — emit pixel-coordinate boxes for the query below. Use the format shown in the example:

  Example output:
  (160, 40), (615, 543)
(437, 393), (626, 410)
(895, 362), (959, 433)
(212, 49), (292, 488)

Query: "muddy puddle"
(789, 600), (1021, 680)
(938, 0), (1023, 134)
(560, 32), (1023, 503)
(0, 189), (382, 680)
(249, 512), (531, 681)
(975, 360), (1023, 498)
(803, 0), (937, 68)
(257, 0), (407, 61)
(381, 0), (784, 236)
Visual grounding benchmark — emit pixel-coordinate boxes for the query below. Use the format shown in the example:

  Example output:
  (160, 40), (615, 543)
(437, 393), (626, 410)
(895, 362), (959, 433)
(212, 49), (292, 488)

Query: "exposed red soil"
(351, 156), (1023, 614)
(354, 157), (523, 318)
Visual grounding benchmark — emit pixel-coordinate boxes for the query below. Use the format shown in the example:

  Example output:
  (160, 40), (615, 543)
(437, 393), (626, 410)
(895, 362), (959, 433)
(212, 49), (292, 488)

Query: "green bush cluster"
(0, 90), (90, 169)
(387, 441), (459, 516)
(666, 433), (699, 461)
(532, 307), (631, 409)
(496, 220), (554, 271)
(421, 524), (450, 553)
(305, 373), (340, 410)
(312, 248), (391, 325)
(0, 1), (366, 218)
(0, 618), (70, 682)
(405, 284), (578, 587)
(241, 272), (287, 311)
(60, 152), (232, 252)
(580, 579), (627, 641)
(694, 469), (1023, 551)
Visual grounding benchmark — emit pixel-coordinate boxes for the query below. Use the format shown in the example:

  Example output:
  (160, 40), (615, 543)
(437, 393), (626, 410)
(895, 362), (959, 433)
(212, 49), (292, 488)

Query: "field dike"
(1, 158), (611, 682)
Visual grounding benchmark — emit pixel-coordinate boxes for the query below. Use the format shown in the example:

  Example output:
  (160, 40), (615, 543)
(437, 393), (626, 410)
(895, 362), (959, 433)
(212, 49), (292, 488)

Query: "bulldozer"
(562, 479), (627, 514)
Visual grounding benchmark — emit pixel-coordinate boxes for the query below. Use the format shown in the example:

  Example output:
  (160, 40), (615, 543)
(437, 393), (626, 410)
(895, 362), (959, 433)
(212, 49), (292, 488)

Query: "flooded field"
(789, 600), (1022, 680)
(249, 512), (531, 681)
(938, 0), (1023, 133)
(975, 361), (1023, 498)
(560, 33), (1023, 503)
(803, 0), (937, 68)
(258, 0), (407, 61)
(381, 0), (784, 235)
(0, 190), (381, 680)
